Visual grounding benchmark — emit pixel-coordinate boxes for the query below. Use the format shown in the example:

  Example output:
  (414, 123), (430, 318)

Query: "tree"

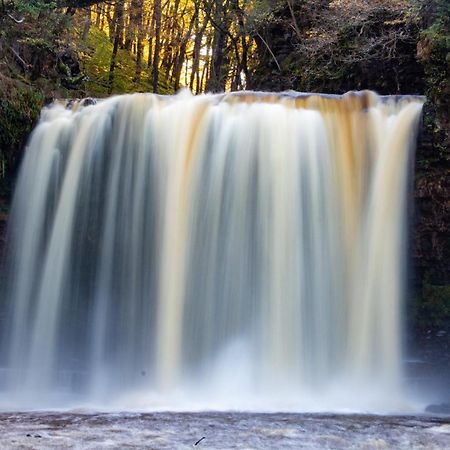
(108, 0), (124, 93)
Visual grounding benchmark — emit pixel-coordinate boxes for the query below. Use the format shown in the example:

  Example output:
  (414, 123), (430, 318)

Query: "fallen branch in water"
(194, 436), (205, 446)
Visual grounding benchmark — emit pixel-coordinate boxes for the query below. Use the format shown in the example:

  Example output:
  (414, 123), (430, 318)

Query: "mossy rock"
(0, 75), (44, 198)
(411, 277), (450, 332)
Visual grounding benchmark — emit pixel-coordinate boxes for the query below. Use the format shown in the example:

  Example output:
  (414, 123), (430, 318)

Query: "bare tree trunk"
(133, 0), (144, 83)
(108, 2), (124, 94)
(200, 52), (209, 94)
(190, 14), (208, 91)
(172, 6), (197, 90)
(125, 0), (142, 51)
(147, 14), (154, 69)
(81, 7), (92, 40)
(95, 4), (102, 27)
(152, 0), (162, 92)
(161, 0), (181, 78)
(205, 0), (230, 92)
(240, 34), (250, 89)
(99, 5), (106, 30)
(105, 3), (115, 41)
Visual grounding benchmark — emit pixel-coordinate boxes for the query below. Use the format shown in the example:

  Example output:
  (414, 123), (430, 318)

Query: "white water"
(0, 90), (422, 412)
(1, 412), (449, 449)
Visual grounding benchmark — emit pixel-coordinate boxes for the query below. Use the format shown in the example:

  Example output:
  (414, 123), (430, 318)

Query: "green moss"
(82, 27), (173, 96)
(0, 80), (44, 197)
(16, 0), (58, 17)
(418, 2), (450, 129)
(17, 37), (54, 52)
(0, 85), (43, 148)
(411, 277), (450, 331)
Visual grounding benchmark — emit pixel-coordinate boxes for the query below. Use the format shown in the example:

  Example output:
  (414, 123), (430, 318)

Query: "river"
(0, 411), (448, 449)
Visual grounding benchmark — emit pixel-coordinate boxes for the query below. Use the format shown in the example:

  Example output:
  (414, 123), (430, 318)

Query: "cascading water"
(0, 90), (422, 412)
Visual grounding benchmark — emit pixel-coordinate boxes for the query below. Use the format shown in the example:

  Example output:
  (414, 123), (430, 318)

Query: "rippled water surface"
(0, 412), (448, 449)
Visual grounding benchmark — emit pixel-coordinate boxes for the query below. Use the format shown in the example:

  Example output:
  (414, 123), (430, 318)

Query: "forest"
(0, 0), (449, 369)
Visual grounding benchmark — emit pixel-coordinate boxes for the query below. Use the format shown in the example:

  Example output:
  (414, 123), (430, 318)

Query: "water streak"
(0, 90), (422, 411)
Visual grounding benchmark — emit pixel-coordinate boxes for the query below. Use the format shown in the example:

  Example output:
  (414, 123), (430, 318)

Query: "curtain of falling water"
(0, 91), (423, 411)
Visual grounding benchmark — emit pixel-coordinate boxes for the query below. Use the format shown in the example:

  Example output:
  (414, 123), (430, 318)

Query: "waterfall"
(0, 90), (422, 411)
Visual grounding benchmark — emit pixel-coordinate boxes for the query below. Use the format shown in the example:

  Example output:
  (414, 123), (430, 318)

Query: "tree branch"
(254, 31), (281, 72)
(58, 0), (114, 8)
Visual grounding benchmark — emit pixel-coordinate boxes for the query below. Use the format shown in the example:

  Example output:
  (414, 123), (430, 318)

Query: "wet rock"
(80, 97), (96, 107)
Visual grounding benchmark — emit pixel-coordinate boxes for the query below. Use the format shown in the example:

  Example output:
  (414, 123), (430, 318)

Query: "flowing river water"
(0, 411), (449, 449)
